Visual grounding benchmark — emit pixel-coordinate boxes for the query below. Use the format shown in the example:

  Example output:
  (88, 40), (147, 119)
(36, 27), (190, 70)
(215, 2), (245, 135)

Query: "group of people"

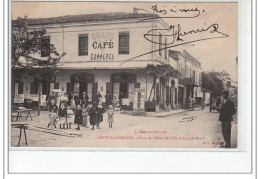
(47, 90), (115, 131)
(74, 102), (115, 130)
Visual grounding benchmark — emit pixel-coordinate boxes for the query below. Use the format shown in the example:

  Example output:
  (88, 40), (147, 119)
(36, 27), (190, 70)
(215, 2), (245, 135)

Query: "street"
(11, 106), (237, 148)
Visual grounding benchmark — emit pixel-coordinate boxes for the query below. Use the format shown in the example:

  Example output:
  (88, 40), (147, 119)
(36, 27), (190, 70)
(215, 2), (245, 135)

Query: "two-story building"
(169, 50), (202, 109)
(13, 9), (202, 111)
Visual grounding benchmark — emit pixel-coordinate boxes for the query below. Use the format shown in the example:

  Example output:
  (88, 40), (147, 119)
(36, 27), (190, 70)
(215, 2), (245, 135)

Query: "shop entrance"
(70, 73), (96, 102)
(110, 72), (137, 108)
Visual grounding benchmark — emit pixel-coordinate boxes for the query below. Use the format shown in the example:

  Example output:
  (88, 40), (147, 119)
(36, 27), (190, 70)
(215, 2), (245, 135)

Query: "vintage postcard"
(10, 1), (238, 149)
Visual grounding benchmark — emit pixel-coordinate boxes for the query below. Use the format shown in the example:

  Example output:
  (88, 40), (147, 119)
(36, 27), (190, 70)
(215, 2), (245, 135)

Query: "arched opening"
(110, 72), (137, 109)
(69, 73), (96, 101)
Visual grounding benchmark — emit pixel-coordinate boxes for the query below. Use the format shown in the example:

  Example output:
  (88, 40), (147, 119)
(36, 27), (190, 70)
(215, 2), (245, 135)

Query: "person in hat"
(219, 90), (236, 148)
(80, 91), (89, 107)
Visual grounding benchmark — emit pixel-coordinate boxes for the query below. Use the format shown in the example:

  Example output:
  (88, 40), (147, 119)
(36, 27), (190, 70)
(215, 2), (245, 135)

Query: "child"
(48, 99), (58, 128)
(48, 108), (58, 128)
(107, 105), (114, 128)
(74, 105), (83, 130)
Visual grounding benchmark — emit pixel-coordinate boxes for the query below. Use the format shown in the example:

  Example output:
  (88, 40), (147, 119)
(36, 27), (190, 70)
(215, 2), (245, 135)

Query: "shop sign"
(122, 98), (130, 106)
(14, 94), (24, 103)
(28, 94), (47, 102)
(133, 88), (145, 92)
(90, 31), (115, 61)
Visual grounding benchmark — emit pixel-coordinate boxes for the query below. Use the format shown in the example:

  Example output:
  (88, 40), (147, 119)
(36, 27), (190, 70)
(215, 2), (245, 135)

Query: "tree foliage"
(12, 16), (66, 115)
(12, 16), (65, 70)
(202, 70), (232, 97)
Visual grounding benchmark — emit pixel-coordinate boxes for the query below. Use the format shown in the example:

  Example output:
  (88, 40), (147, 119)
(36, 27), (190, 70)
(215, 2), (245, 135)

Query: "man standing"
(219, 91), (236, 148)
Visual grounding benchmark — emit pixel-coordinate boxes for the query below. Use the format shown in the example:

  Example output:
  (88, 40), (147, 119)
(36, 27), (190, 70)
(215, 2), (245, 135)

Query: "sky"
(11, 1), (238, 82)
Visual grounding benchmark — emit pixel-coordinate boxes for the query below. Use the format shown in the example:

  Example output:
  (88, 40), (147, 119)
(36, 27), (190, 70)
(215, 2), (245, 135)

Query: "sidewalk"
(148, 109), (186, 117)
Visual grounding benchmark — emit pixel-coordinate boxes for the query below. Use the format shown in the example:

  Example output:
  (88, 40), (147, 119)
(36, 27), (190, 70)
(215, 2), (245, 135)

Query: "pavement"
(10, 106), (237, 148)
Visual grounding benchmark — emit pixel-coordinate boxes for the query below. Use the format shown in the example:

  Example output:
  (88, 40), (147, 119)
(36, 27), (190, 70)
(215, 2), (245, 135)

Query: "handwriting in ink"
(143, 23), (224, 45)
(151, 4), (202, 17)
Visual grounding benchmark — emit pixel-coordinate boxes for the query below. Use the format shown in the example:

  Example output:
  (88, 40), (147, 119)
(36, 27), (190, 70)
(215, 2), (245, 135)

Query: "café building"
(13, 10), (202, 111)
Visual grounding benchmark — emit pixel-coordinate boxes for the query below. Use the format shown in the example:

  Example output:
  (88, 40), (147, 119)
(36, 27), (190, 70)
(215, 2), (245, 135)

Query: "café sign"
(90, 31), (115, 61)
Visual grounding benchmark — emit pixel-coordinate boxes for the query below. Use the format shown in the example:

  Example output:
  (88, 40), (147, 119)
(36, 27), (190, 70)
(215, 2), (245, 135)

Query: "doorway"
(70, 73), (95, 101)
(110, 72), (137, 108)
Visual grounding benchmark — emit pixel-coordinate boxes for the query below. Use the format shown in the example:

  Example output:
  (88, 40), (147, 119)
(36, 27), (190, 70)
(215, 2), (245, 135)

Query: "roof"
(24, 12), (159, 26)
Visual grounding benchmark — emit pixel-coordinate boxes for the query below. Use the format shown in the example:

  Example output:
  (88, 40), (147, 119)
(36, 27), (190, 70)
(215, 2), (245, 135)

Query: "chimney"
(133, 8), (138, 14)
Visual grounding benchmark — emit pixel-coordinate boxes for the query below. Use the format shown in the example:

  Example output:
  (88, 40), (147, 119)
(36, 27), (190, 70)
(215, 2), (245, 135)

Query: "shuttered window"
(18, 82), (23, 94)
(41, 36), (50, 57)
(119, 32), (129, 54)
(30, 82), (38, 94)
(78, 34), (88, 56)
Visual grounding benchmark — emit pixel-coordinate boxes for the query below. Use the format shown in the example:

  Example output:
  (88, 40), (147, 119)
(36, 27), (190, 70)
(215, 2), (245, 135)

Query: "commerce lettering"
(91, 53), (115, 61)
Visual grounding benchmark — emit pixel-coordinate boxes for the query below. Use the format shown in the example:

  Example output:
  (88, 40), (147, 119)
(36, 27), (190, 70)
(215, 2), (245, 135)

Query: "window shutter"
(18, 82), (23, 94)
(106, 82), (111, 94)
(67, 83), (72, 95)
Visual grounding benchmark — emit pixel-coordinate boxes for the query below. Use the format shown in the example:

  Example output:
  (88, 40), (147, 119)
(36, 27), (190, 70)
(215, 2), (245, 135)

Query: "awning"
(56, 60), (164, 70)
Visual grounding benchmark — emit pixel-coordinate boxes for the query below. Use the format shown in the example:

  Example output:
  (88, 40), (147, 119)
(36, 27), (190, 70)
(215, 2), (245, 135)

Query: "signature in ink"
(120, 23), (228, 65)
(143, 23), (226, 45)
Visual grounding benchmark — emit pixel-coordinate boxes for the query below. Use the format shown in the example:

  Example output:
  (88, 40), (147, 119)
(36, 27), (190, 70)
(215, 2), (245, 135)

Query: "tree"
(202, 70), (228, 98)
(146, 64), (181, 102)
(12, 16), (66, 116)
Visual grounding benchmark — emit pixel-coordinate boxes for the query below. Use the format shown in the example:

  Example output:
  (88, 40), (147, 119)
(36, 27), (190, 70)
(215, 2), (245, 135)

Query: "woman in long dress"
(74, 105), (83, 130)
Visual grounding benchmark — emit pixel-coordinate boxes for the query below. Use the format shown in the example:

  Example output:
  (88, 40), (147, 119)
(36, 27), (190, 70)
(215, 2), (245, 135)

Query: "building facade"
(13, 10), (203, 111)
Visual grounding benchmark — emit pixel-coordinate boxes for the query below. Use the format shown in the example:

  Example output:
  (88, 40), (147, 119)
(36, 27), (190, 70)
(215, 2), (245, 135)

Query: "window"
(119, 32), (129, 54)
(18, 82), (23, 94)
(41, 36), (50, 57)
(30, 82), (38, 94)
(78, 34), (88, 56)
(159, 33), (162, 55)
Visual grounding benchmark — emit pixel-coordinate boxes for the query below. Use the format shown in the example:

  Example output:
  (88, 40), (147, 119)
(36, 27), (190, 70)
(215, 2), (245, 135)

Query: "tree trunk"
(148, 76), (156, 102)
(37, 82), (41, 116)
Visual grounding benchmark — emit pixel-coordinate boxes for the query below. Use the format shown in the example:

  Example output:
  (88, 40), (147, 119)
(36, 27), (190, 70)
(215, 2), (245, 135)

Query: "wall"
(30, 20), (161, 64)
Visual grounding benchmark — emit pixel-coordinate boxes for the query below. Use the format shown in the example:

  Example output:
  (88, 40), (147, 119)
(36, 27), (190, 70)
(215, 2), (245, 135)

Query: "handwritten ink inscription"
(151, 4), (203, 17)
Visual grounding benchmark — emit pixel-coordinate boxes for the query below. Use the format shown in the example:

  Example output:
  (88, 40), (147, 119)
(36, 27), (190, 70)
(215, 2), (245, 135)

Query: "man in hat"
(219, 90), (236, 148)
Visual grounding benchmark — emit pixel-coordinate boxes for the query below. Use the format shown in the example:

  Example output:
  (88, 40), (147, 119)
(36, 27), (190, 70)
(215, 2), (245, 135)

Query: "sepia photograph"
(10, 1), (238, 149)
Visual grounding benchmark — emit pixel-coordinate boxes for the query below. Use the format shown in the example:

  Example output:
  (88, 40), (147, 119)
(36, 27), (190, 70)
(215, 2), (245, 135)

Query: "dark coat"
(105, 93), (112, 105)
(74, 109), (83, 125)
(49, 103), (58, 113)
(96, 106), (105, 122)
(219, 99), (236, 122)
(80, 94), (89, 107)
(88, 108), (97, 125)
(58, 107), (67, 118)
(74, 96), (80, 106)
